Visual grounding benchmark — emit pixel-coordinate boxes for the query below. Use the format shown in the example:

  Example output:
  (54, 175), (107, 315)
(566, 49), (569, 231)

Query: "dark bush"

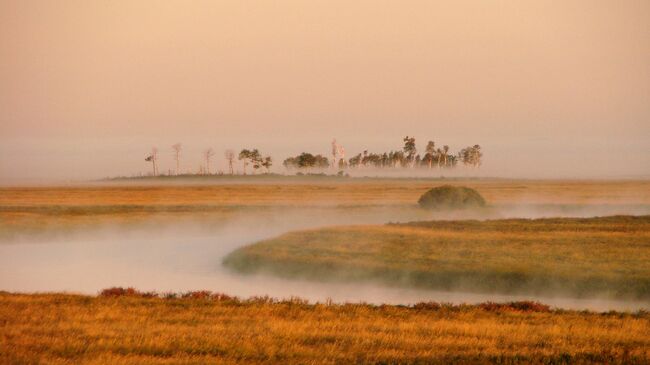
(417, 185), (486, 210)
(412, 302), (442, 311)
(100, 287), (151, 298)
(181, 290), (214, 299)
(479, 301), (551, 313)
(99, 287), (235, 301)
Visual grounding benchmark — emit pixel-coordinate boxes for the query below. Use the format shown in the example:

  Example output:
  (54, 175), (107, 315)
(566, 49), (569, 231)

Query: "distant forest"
(143, 137), (482, 176)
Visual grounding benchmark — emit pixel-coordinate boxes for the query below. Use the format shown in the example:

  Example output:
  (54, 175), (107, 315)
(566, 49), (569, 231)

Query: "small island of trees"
(140, 137), (482, 177)
(282, 137), (482, 172)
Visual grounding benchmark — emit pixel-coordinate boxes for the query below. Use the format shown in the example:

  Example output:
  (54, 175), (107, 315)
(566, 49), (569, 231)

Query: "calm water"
(1, 205), (648, 311)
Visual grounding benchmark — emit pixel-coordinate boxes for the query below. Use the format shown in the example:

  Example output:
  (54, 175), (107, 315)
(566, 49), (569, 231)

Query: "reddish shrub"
(99, 288), (236, 301)
(479, 301), (551, 313)
(181, 290), (213, 299)
(100, 287), (142, 298)
(413, 302), (442, 311)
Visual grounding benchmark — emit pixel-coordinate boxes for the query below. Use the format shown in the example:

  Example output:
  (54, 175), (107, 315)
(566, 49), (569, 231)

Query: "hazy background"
(1, 0), (648, 182)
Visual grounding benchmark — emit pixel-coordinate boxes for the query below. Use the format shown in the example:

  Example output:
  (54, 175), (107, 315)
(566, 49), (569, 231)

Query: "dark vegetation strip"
(79, 287), (648, 315)
(391, 215), (650, 232)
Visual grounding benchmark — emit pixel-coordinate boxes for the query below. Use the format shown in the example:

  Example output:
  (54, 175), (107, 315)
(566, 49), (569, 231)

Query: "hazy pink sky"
(1, 0), (648, 181)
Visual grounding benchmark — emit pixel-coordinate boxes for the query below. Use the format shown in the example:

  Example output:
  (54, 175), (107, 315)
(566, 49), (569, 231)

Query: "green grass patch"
(223, 215), (650, 300)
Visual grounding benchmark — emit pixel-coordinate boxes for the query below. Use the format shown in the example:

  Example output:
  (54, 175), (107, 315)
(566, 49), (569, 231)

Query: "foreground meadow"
(1, 291), (649, 364)
(224, 216), (650, 300)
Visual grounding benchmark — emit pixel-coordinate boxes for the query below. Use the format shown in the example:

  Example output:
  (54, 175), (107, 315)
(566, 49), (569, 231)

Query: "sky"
(1, 0), (649, 182)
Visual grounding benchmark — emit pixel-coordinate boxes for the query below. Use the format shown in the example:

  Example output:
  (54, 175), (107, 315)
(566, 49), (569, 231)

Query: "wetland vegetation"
(224, 215), (650, 300)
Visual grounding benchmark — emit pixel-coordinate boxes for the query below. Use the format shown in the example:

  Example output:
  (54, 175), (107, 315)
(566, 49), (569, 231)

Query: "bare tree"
(204, 148), (215, 175)
(145, 147), (158, 176)
(144, 155), (154, 176)
(172, 143), (182, 175)
(331, 139), (338, 169)
(224, 149), (235, 175)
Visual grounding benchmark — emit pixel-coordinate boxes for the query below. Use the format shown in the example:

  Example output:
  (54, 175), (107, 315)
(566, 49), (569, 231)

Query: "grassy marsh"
(224, 216), (650, 300)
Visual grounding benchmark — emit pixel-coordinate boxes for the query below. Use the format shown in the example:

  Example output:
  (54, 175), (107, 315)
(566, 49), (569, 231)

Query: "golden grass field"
(1, 291), (649, 365)
(2, 179), (649, 207)
(1, 179), (649, 363)
(1, 178), (649, 241)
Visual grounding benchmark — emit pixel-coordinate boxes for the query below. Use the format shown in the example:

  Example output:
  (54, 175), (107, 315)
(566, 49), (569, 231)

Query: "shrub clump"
(478, 301), (551, 313)
(100, 287), (155, 298)
(417, 185), (486, 210)
(99, 287), (234, 301)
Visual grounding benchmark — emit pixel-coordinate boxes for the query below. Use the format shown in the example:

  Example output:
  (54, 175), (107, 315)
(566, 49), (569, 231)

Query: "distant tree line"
(142, 137), (481, 177)
(144, 144), (272, 177)
(282, 137), (482, 171)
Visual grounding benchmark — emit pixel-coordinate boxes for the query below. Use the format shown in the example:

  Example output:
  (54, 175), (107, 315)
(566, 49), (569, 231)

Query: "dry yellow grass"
(2, 179), (648, 241)
(1, 179), (649, 207)
(1, 292), (649, 364)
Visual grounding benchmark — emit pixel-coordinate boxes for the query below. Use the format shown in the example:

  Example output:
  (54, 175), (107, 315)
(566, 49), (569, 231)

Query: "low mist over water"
(2, 204), (648, 311)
